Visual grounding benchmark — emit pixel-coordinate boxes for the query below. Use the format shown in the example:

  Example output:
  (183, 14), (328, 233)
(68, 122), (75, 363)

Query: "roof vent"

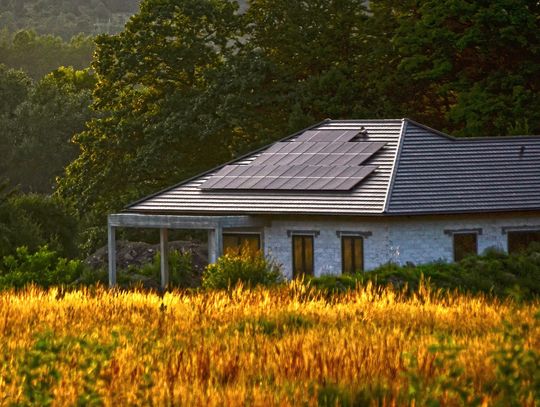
(350, 126), (368, 141)
(520, 146), (525, 157)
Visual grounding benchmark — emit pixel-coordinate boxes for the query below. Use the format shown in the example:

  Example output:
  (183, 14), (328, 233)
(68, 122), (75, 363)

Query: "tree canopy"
(0, 29), (95, 80)
(0, 0), (140, 39)
(0, 66), (95, 194)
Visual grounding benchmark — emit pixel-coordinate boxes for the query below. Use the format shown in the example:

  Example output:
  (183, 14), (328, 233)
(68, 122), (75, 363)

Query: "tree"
(0, 63), (30, 115)
(371, 0), (540, 136)
(0, 183), (79, 258)
(0, 0), (140, 39)
(0, 65), (31, 178)
(1, 67), (95, 193)
(0, 29), (95, 80)
(57, 0), (242, 251)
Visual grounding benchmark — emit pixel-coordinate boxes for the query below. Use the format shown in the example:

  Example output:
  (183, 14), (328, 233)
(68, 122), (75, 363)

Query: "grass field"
(0, 282), (538, 406)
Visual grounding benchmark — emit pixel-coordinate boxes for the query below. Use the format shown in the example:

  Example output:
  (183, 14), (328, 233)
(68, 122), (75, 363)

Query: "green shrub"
(9, 194), (79, 258)
(132, 249), (195, 288)
(202, 250), (284, 290)
(309, 249), (540, 299)
(0, 191), (78, 258)
(307, 273), (364, 293)
(0, 246), (86, 289)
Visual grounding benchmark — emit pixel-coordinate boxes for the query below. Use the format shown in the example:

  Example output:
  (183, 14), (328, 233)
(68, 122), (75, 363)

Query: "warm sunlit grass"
(0, 282), (538, 406)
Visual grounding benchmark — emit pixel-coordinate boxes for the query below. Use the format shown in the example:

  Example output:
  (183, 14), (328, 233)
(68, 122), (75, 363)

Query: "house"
(108, 119), (540, 288)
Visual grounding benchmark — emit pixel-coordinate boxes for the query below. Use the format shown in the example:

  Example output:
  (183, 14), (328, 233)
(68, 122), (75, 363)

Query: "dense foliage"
(0, 66), (95, 193)
(0, 188), (79, 258)
(133, 250), (197, 288)
(0, 30), (94, 80)
(0, 246), (85, 289)
(0, 284), (538, 404)
(0, 0), (140, 39)
(203, 249), (284, 289)
(309, 247), (540, 300)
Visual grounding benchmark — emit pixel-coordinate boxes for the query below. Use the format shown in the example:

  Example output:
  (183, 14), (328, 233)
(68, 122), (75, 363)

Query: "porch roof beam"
(108, 213), (267, 229)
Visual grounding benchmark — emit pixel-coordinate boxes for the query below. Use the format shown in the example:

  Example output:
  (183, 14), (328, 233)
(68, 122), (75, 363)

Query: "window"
(223, 233), (261, 256)
(341, 236), (364, 273)
(508, 231), (540, 254)
(292, 235), (314, 278)
(453, 233), (477, 261)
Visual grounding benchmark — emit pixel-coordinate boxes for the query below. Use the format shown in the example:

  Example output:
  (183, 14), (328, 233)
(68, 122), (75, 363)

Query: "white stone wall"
(262, 214), (540, 278)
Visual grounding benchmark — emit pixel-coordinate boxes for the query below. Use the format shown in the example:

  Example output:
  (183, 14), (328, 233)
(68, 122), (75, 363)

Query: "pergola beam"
(108, 213), (267, 229)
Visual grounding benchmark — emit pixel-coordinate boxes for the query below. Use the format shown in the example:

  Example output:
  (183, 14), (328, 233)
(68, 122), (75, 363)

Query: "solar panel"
(250, 141), (385, 167)
(201, 165), (377, 191)
(201, 131), (386, 192)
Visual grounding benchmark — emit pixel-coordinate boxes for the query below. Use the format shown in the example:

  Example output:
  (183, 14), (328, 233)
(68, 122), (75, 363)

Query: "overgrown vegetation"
(0, 246), (86, 289)
(0, 284), (538, 404)
(309, 247), (540, 300)
(0, 188), (79, 258)
(131, 249), (197, 288)
(202, 249), (284, 289)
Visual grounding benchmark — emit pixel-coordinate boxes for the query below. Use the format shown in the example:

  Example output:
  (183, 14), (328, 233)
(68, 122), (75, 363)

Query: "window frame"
(341, 235), (364, 274)
(507, 230), (540, 254)
(292, 234), (314, 278)
(222, 232), (261, 256)
(452, 232), (478, 262)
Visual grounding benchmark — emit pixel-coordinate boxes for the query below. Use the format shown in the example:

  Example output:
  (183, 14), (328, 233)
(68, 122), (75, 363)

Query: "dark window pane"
(508, 231), (540, 254)
(342, 236), (364, 273)
(453, 233), (477, 262)
(293, 235), (314, 278)
(354, 238), (364, 272)
(293, 236), (303, 277)
(304, 237), (314, 276)
(223, 233), (261, 256)
(342, 237), (353, 273)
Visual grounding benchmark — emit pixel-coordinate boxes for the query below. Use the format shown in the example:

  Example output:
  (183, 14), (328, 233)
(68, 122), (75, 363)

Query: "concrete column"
(207, 226), (223, 264)
(108, 223), (116, 287)
(216, 225), (223, 259)
(160, 228), (169, 290)
(208, 229), (216, 263)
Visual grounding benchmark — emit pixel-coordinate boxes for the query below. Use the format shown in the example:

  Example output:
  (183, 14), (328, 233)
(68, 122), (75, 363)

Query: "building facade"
(108, 119), (540, 286)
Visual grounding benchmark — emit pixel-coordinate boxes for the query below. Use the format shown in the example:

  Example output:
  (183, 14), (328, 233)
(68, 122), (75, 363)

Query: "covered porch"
(107, 213), (267, 289)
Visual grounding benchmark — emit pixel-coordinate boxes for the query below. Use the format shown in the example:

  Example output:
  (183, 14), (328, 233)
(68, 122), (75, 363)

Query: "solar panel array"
(202, 129), (385, 191)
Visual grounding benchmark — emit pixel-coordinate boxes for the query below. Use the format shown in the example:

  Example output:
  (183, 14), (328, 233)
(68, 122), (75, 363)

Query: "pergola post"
(208, 225), (223, 264)
(160, 228), (169, 290)
(108, 222), (116, 287)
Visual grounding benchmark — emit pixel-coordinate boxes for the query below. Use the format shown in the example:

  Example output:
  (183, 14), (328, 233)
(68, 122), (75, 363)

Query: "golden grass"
(0, 282), (538, 406)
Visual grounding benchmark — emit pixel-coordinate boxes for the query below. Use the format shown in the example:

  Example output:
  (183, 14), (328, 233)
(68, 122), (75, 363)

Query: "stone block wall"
(261, 214), (540, 279)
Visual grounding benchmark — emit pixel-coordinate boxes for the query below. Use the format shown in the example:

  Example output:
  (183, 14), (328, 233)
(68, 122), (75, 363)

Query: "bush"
(132, 249), (196, 288)
(0, 246), (86, 289)
(309, 249), (540, 299)
(9, 194), (79, 258)
(202, 249), (284, 290)
(0, 192), (78, 258)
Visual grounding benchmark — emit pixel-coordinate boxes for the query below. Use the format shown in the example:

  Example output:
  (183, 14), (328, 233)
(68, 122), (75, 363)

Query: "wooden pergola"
(108, 213), (266, 289)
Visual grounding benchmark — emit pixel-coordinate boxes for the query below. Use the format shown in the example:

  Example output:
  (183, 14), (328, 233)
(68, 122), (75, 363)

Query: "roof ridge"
(383, 118), (407, 213)
(405, 118), (540, 142)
